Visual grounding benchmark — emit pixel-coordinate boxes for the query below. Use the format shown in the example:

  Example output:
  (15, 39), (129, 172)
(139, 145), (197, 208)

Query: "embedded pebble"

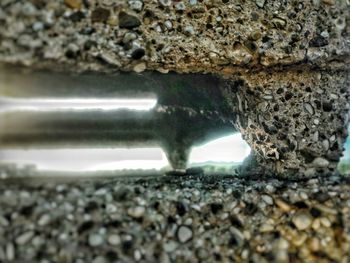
(128, 206), (145, 218)
(38, 214), (51, 226)
(92, 256), (108, 263)
(177, 225), (193, 243)
(15, 231), (35, 245)
(88, 234), (104, 247)
(159, 0), (171, 7)
(0, 170), (349, 263)
(292, 211), (313, 230)
(312, 157), (330, 168)
(118, 12), (141, 29)
(261, 194), (274, 205)
(255, 0), (266, 8)
(0, 216), (9, 227)
(6, 243), (15, 261)
(108, 234), (121, 245)
(128, 0), (143, 11)
(304, 103), (314, 115)
(64, 0), (82, 9)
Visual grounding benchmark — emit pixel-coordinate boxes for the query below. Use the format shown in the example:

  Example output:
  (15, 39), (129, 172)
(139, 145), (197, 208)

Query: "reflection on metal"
(189, 134), (250, 164)
(0, 134), (251, 176)
(0, 98), (158, 112)
(0, 66), (237, 175)
(0, 148), (168, 173)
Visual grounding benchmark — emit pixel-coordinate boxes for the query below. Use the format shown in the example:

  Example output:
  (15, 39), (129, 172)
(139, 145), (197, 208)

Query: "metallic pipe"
(0, 66), (236, 170)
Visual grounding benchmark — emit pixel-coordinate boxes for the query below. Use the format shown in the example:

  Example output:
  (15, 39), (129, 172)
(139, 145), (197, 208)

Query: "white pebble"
(38, 214), (51, 226)
(312, 157), (329, 168)
(128, 206), (145, 218)
(107, 234), (121, 245)
(88, 234), (104, 247)
(261, 194), (274, 205)
(15, 231), (34, 245)
(292, 211), (312, 230)
(177, 225), (193, 243)
(6, 243), (15, 261)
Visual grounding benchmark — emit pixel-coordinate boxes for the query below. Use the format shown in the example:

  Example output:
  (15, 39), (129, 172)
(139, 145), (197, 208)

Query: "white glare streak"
(189, 133), (250, 164)
(0, 98), (158, 111)
(0, 148), (168, 172)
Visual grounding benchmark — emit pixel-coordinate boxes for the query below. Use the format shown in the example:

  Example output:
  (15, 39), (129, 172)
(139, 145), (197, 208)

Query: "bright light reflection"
(189, 133), (250, 164)
(0, 148), (168, 172)
(0, 134), (252, 174)
(0, 98), (158, 111)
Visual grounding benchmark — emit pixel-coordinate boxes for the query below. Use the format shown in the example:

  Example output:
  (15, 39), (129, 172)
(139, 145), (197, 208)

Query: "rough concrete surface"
(1, 1), (350, 263)
(0, 0), (349, 72)
(1, 0), (349, 177)
(0, 174), (350, 263)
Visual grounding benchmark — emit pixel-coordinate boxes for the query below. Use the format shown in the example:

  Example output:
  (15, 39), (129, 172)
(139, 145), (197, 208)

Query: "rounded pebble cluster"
(0, 0), (349, 73)
(0, 174), (350, 262)
(221, 68), (350, 178)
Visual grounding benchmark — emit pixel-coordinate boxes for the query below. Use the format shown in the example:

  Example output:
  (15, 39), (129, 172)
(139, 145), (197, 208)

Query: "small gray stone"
(123, 32), (137, 44)
(164, 241), (177, 252)
(304, 103), (314, 115)
(6, 243), (15, 261)
(164, 20), (173, 30)
(159, 0), (171, 6)
(106, 204), (117, 214)
(175, 2), (186, 10)
(15, 231), (34, 245)
(255, 0), (266, 8)
(107, 234), (121, 245)
(261, 194), (274, 205)
(32, 21), (44, 31)
(92, 256), (108, 263)
(312, 157), (329, 168)
(322, 139), (330, 151)
(183, 25), (195, 36)
(272, 17), (287, 29)
(127, 206), (145, 218)
(0, 216), (9, 227)
(177, 225), (192, 243)
(88, 234), (104, 247)
(292, 211), (312, 230)
(38, 214), (51, 226)
(128, 0), (143, 11)
(119, 12), (141, 29)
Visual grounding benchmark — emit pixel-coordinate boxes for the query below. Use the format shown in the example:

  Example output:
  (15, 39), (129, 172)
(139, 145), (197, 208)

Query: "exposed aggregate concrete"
(1, 3), (350, 263)
(0, 0), (349, 72)
(0, 0), (349, 177)
(222, 69), (350, 178)
(0, 174), (350, 263)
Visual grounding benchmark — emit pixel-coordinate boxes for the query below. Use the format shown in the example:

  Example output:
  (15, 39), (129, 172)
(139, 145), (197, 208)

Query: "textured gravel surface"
(1, 173), (350, 263)
(1, 0), (349, 73)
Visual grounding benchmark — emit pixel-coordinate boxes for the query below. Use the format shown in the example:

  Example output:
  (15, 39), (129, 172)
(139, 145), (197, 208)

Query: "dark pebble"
(119, 12), (141, 29)
(229, 216), (243, 229)
(243, 202), (258, 215)
(294, 201), (308, 209)
(310, 207), (322, 218)
(91, 8), (110, 23)
(69, 11), (85, 22)
(309, 35), (329, 47)
(186, 167), (204, 175)
(131, 48), (145, 60)
(176, 201), (187, 217)
(78, 221), (94, 234)
(312, 191), (330, 203)
(210, 202), (223, 214)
